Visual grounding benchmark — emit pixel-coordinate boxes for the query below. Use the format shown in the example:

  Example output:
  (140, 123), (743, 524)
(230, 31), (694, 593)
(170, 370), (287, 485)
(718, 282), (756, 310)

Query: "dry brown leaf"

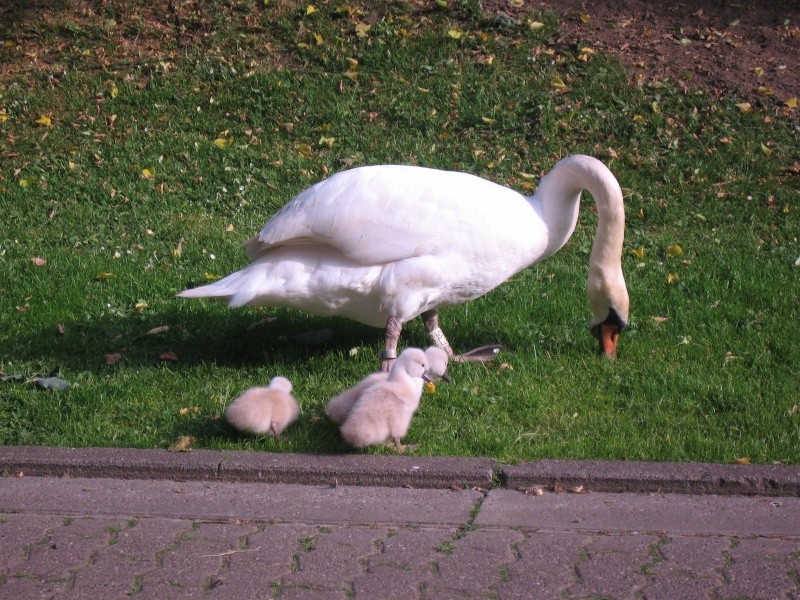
(31, 257), (46, 266)
(168, 436), (195, 452)
(159, 351), (179, 362)
(105, 352), (123, 365)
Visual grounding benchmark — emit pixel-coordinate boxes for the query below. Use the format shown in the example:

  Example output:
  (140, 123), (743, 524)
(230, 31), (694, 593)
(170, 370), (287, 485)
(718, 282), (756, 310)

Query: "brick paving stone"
(571, 533), (656, 600)
(353, 527), (457, 600)
(495, 531), (592, 600)
(134, 521), (259, 599)
(426, 528), (525, 596)
(281, 526), (389, 593)
(0, 516), (127, 598)
(206, 523), (319, 599)
(717, 537), (800, 600)
(0, 513), (64, 574)
(278, 585), (350, 599)
(642, 535), (728, 600)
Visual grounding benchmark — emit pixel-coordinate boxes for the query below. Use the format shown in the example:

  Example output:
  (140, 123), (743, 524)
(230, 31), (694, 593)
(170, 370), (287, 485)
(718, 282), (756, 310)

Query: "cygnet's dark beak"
(422, 372), (433, 383)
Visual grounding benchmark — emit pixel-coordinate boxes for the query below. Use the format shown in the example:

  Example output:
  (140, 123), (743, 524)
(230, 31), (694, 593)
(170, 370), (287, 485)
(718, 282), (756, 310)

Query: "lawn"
(1, 0), (798, 463)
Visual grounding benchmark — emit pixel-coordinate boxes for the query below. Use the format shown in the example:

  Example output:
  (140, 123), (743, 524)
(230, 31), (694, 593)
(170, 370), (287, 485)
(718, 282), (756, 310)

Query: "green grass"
(1, 1), (798, 464)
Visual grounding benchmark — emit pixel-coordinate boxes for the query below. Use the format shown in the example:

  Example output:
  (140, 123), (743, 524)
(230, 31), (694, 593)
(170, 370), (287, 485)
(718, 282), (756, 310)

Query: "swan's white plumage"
(339, 348), (429, 450)
(224, 376), (300, 437)
(326, 346), (449, 425)
(179, 155), (629, 354)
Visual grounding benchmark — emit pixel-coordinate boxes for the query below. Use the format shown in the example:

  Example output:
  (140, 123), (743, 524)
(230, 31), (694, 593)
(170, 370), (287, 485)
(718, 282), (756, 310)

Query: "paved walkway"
(1, 447), (799, 599)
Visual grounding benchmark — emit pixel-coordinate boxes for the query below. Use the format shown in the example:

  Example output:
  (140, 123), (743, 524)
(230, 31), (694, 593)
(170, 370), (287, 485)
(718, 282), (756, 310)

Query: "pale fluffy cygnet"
(339, 348), (431, 452)
(326, 346), (450, 425)
(224, 376), (300, 438)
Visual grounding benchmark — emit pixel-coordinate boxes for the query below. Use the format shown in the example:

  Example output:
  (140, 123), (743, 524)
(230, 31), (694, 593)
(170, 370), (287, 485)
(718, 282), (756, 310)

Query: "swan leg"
(381, 315), (403, 371)
(420, 310), (502, 364)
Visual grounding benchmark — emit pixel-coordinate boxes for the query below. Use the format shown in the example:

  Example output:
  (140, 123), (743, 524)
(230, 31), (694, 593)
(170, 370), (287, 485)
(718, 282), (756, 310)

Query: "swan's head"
(587, 269), (629, 358)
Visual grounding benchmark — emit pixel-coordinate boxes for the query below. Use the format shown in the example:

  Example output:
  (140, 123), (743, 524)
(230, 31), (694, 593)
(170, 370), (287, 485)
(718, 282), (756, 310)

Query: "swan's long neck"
(531, 155), (628, 327)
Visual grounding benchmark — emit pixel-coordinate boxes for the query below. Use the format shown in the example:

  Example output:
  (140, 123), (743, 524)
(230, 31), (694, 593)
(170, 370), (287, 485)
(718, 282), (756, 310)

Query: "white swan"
(178, 154), (629, 368)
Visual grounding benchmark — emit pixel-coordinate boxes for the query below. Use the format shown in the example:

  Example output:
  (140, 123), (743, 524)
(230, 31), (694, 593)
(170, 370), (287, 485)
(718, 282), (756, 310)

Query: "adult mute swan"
(178, 154), (629, 368)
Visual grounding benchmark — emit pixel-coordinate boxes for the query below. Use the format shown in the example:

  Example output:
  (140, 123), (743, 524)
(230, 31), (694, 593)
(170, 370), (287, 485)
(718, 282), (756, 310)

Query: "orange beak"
(598, 323), (620, 358)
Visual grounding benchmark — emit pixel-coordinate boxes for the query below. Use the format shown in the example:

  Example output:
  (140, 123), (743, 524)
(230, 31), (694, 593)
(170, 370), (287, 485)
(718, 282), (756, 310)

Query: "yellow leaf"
(318, 135), (335, 148)
(134, 302), (149, 313)
(424, 381), (436, 394)
(355, 23), (371, 38)
(141, 168), (155, 179)
(204, 272), (222, 281)
(296, 143), (313, 158)
(448, 28), (464, 39)
(343, 70), (360, 81)
(95, 272), (114, 281)
(109, 82), (119, 99)
(527, 20), (545, 29)
(632, 114), (645, 124)
(312, 32), (324, 45)
(631, 246), (645, 259)
(551, 77), (567, 92)
(18, 176), (35, 188)
(785, 97), (798, 108)
(651, 101), (661, 114)
(213, 135), (234, 148)
(666, 244), (683, 257)
(579, 13), (590, 23)
(667, 273), (679, 284)
(3, 40), (14, 48)
(35, 114), (52, 127)
(751, 67), (764, 76)
(306, 5), (317, 15)
(734, 457), (751, 465)
(735, 102), (752, 113)
(509, 0), (524, 6)
(757, 86), (773, 96)
(0, 111), (8, 123)
(481, 116), (495, 125)
(760, 143), (773, 156)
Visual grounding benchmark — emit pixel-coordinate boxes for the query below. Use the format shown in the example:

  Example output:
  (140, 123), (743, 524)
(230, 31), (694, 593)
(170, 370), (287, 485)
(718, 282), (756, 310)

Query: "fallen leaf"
(785, 97), (798, 108)
(424, 381), (436, 394)
(35, 115), (52, 127)
(666, 244), (683, 257)
(36, 376), (70, 390)
(312, 32), (324, 45)
(179, 406), (201, 415)
(527, 20), (545, 30)
(354, 23), (371, 38)
(55, 323), (65, 335)
(95, 272), (114, 281)
(31, 257), (46, 266)
(734, 457), (751, 465)
(579, 13), (590, 24)
(519, 486), (545, 495)
(146, 325), (170, 335)
(724, 352), (737, 364)
(551, 77), (568, 92)
(168, 436), (195, 452)
(667, 273), (679, 284)
(447, 28), (464, 39)
(481, 116), (495, 125)
(651, 316), (670, 323)
(760, 143), (773, 156)
(105, 352), (123, 365)
(296, 143), (313, 158)
(318, 135), (334, 148)
(789, 405), (799, 415)
(632, 114), (646, 124)
(751, 67), (764, 76)
(757, 86), (773, 96)
(141, 168), (155, 179)
(204, 272), (221, 280)
(159, 351), (179, 362)
(305, 5), (317, 16)
(569, 485), (586, 494)
(631, 246), (645, 259)
(109, 82), (119, 98)
(0, 111), (9, 123)
(134, 302), (149, 313)
(498, 363), (513, 373)
(735, 102), (752, 113)
(213, 135), (234, 149)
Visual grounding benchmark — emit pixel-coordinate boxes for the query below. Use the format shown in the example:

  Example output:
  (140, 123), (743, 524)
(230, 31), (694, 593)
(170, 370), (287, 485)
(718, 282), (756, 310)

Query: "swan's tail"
(176, 269), (257, 308)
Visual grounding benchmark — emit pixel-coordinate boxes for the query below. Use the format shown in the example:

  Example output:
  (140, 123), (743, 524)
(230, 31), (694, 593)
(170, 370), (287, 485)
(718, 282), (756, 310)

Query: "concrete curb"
(1, 446), (799, 496)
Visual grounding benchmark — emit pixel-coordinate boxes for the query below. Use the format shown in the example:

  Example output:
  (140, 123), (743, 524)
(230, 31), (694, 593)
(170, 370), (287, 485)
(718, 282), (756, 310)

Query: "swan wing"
(247, 165), (535, 265)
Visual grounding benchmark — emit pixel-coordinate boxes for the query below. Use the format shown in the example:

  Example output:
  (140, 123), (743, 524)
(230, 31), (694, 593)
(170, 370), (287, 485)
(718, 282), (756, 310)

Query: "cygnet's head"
(392, 348), (432, 382)
(269, 376), (293, 394)
(424, 347), (451, 382)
